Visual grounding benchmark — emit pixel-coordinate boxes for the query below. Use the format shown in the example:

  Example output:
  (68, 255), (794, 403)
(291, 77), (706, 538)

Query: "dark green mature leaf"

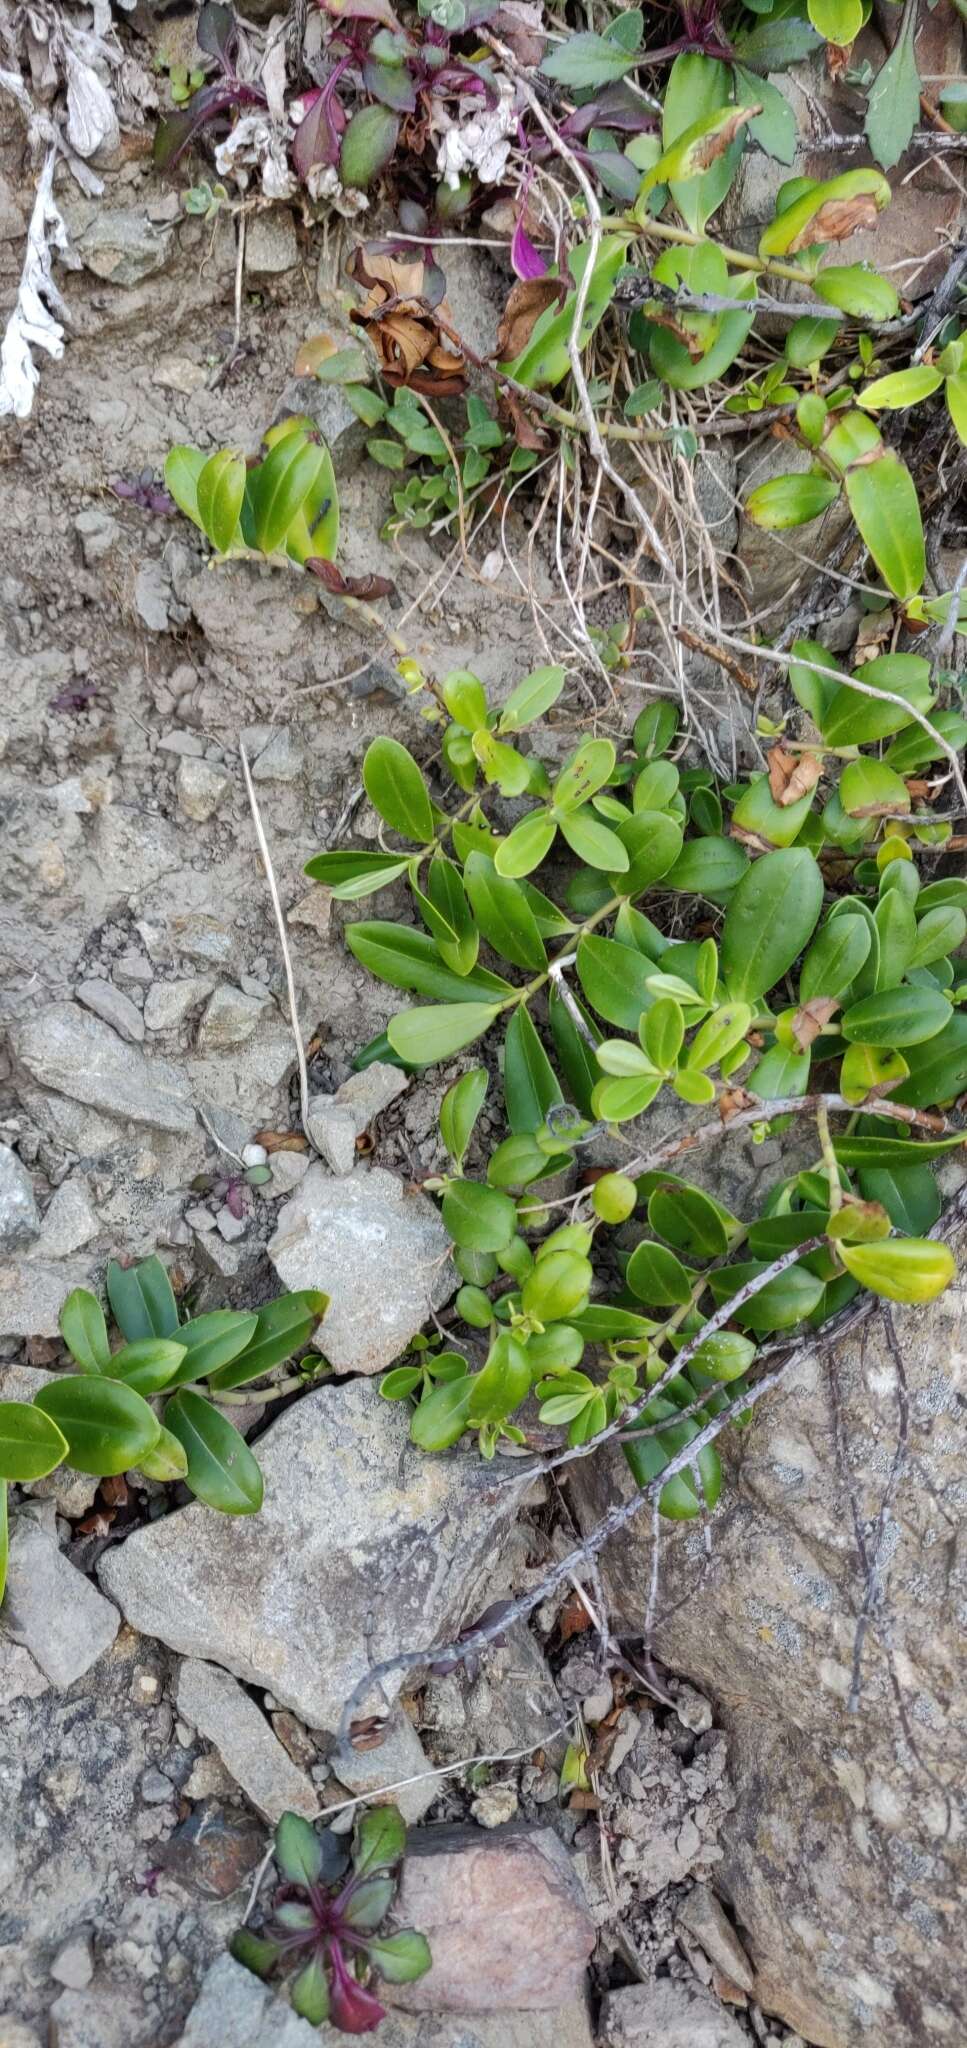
(106, 1257), (179, 1343)
(548, 985), (600, 1116)
(707, 1260), (824, 1331)
(558, 808), (629, 872)
(799, 913), (871, 1002)
(60, 1288), (110, 1374)
(33, 1377), (161, 1476)
(541, 31), (635, 88)
(423, 855), (478, 974)
(622, 1403), (722, 1518)
(821, 653), (933, 746)
(611, 810), (683, 894)
(649, 1184), (734, 1260)
(865, 0), (920, 170)
(735, 16), (821, 68)
(108, 1339), (187, 1395)
(0, 1402), (68, 1482)
(442, 1180), (517, 1252)
(363, 737), (434, 842)
(347, 923), (512, 1005)
(665, 837), (749, 896)
(858, 1162), (940, 1234)
(833, 1132), (967, 1167)
(721, 848), (824, 1002)
(440, 1067), (489, 1166)
(410, 1375), (473, 1450)
(164, 1311), (259, 1387)
(463, 854), (547, 971)
(208, 1291), (328, 1392)
(504, 1005), (563, 1134)
(841, 988), (952, 1048)
(165, 1390), (264, 1513)
(577, 934), (656, 1030)
(894, 1015), (967, 1108)
(626, 1240), (693, 1306)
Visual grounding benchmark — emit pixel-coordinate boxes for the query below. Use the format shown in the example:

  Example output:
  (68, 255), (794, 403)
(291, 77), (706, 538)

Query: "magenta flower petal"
(329, 1945), (386, 2035)
(511, 217), (547, 282)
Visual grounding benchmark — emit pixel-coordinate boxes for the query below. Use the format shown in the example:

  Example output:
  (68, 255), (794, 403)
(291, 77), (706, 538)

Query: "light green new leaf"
(497, 665), (566, 732)
(196, 448), (246, 553)
(813, 265), (899, 321)
(387, 1002), (502, 1063)
(33, 1376), (161, 1476)
(164, 446), (206, 528)
(858, 366), (943, 413)
(440, 1066), (489, 1167)
(745, 473), (841, 530)
(363, 737), (434, 842)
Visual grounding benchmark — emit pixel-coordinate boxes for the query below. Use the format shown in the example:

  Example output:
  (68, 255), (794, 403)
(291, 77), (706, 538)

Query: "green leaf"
(494, 810), (558, 879)
(59, 1288), (110, 1374)
(467, 1331), (532, 1422)
(844, 452), (925, 602)
(626, 1240), (693, 1306)
(196, 448), (246, 553)
(275, 1811), (324, 1886)
(839, 757), (911, 819)
(612, 810), (684, 893)
(839, 1237), (954, 1304)
(661, 54), (745, 234)
(163, 1311), (259, 1387)
(799, 913), (871, 1001)
(422, 856), (478, 975)
(290, 1959), (330, 2025)
(138, 1425), (190, 1482)
(858, 366), (943, 413)
(164, 446), (206, 528)
(208, 1291), (328, 1392)
(341, 1875), (396, 1930)
(737, 15), (821, 66)
(346, 923), (512, 1004)
(440, 1067), (488, 1167)
(303, 850), (411, 900)
(106, 1256), (179, 1343)
(107, 1339), (187, 1395)
(463, 854), (547, 971)
(841, 988), (952, 1047)
(354, 1804), (407, 1875)
(388, 1002), (501, 1063)
(865, 1), (921, 170)
(548, 984), (600, 1116)
(649, 1183), (733, 1260)
(363, 737), (434, 843)
(857, 1163), (940, 1235)
(504, 1005), (563, 1135)
(248, 434), (330, 557)
(759, 168), (891, 259)
(165, 1390), (264, 1513)
(441, 1179), (517, 1253)
(910, 906), (967, 969)
(409, 1375), (472, 1450)
(497, 665), (566, 732)
(540, 31), (635, 88)
(33, 1377), (161, 1476)
(0, 1485), (6, 1607)
(785, 316), (842, 368)
(731, 774), (814, 850)
(808, 0), (863, 47)
(552, 739), (617, 815)
(577, 933), (657, 1030)
(558, 808), (629, 873)
(707, 1260), (825, 1331)
(721, 848), (824, 1002)
(340, 103), (400, 188)
(623, 1404), (722, 1518)
(745, 472), (842, 530)
(366, 1930), (432, 1984)
(872, 888), (916, 989)
(368, 435), (407, 470)
(443, 668), (488, 730)
(665, 837), (749, 896)
(813, 265), (899, 320)
(687, 1001), (752, 1072)
(0, 1402), (69, 1482)
(821, 652), (934, 746)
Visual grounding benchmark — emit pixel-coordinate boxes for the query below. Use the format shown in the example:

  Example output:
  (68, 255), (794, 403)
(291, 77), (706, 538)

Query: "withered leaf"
(788, 195), (879, 253)
(306, 558), (397, 600)
(792, 997), (840, 1051)
(349, 244), (467, 394)
(718, 1088), (755, 1122)
(692, 104), (759, 170)
(767, 745), (822, 807)
(253, 1128), (310, 1154)
(495, 277), (566, 364)
(557, 1588), (594, 1642)
(500, 389), (552, 451)
(294, 332), (338, 377)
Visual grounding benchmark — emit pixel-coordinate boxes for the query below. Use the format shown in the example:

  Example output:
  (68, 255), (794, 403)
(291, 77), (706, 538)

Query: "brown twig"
(675, 624), (759, 696)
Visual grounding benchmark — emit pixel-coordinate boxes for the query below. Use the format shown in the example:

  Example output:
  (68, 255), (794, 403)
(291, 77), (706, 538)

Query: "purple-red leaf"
(152, 83), (264, 172)
(561, 82), (659, 139)
(306, 559), (397, 600)
(328, 1945), (386, 2035)
(292, 87), (346, 179)
(511, 217), (547, 281)
(196, 2), (238, 67)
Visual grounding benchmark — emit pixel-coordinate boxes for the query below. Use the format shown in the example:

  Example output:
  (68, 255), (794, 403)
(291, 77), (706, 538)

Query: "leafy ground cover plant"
(231, 1805), (431, 2031)
(306, 669), (966, 1502)
(0, 1257), (328, 1598)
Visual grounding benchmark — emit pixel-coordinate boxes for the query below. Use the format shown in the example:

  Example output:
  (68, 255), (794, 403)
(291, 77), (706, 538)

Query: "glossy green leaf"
(661, 54), (746, 233)
(844, 452), (925, 601)
(248, 434), (330, 556)
(864, 0), (920, 170)
(840, 1237), (954, 1303)
(504, 1005), (563, 1135)
(649, 1183), (734, 1260)
(497, 665), (566, 732)
(108, 1338), (187, 1395)
(106, 1256), (179, 1343)
(813, 265), (899, 320)
(577, 934), (656, 1030)
(910, 906), (967, 969)
(363, 737), (434, 843)
(626, 1239), (693, 1306)
(721, 848), (824, 1001)
(164, 445), (206, 527)
(440, 1066), (488, 1167)
(409, 1375), (472, 1450)
(623, 1404), (722, 1518)
(388, 1002), (501, 1063)
(522, 1251), (592, 1324)
(643, 995), (685, 1071)
(419, 856), (478, 975)
(303, 850), (411, 899)
(163, 1311), (259, 1388)
(0, 1402), (69, 1482)
(745, 472), (842, 530)
(552, 739), (617, 815)
(558, 808), (629, 873)
(165, 1390), (264, 1514)
(207, 1291), (328, 1392)
(442, 668), (488, 730)
(196, 448), (246, 553)
(799, 913), (871, 1001)
(893, 1016), (967, 1108)
(548, 984), (600, 1116)
(841, 988), (952, 1047)
(59, 1288), (110, 1374)
(467, 1331), (531, 1422)
(442, 1179), (517, 1253)
(857, 1163), (940, 1235)
(707, 1260), (824, 1331)
(33, 1376), (161, 1476)
(464, 853), (547, 971)
(346, 923), (512, 1004)
(494, 810), (558, 879)
(593, 1072), (663, 1120)
(611, 810), (683, 893)
(840, 1042), (909, 1103)
(858, 366), (943, 413)
(665, 836), (749, 895)
(821, 653), (934, 747)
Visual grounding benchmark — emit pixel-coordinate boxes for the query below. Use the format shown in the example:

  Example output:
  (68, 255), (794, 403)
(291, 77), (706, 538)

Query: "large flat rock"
(267, 1164), (455, 1375)
(99, 1380), (529, 1735)
(9, 1001), (196, 1136)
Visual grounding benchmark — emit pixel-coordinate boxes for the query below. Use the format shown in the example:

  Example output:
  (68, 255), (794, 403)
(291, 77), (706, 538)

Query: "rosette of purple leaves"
(231, 1805), (431, 2033)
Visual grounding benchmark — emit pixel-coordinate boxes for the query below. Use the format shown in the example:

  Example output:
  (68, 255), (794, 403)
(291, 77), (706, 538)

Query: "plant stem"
(603, 210), (820, 286)
(816, 1098), (843, 1213)
(213, 1372), (326, 1407)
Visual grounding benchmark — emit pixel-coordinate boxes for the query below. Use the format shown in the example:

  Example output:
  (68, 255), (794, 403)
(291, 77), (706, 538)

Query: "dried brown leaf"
(253, 1128), (310, 1154)
(557, 1588), (594, 1642)
(788, 195), (879, 253)
(767, 744), (822, 807)
(495, 277), (565, 363)
(306, 559), (397, 600)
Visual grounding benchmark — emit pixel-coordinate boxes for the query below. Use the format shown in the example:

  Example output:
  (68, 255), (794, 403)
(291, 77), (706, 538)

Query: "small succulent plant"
(231, 1806), (431, 2032)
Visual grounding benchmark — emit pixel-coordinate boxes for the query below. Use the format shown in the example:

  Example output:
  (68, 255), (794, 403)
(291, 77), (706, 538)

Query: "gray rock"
(0, 2021), (42, 2048)
(306, 1098), (357, 1175)
(152, 354), (208, 395)
(158, 731), (206, 758)
(50, 1934), (94, 1991)
(677, 1885), (754, 1995)
(272, 377), (368, 476)
(0, 1259), (96, 1339)
(76, 978), (145, 1044)
(74, 506), (119, 566)
(197, 987), (272, 1052)
(177, 757), (232, 823)
(251, 727), (304, 782)
(245, 211), (299, 275)
(176, 1659), (316, 1822)
(267, 1151), (310, 1197)
(389, 1825), (594, 2013)
(577, 1233), (967, 2048)
(140, 1766), (174, 1805)
(1, 1509), (119, 1689)
(98, 1380), (532, 1734)
(63, 202), (173, 286)
(330, 1711), (435, 1826)
(134, 560), (171, 634)
(176, 1956), (319, 2048)
(37, 1178), (99, 1258)
(215, 1205), (248, 1243)
(9, 1003), (196, 1136)
(598, 1983), (746, 2048)
(267, 1165), (454, 1375)
(0, 1145), (40, 1251)
(0, 1639), (48, 1704)
(335, 1061), (409, 1133)
(143, 978), (214, 1031)
(168, 914), (235, 969)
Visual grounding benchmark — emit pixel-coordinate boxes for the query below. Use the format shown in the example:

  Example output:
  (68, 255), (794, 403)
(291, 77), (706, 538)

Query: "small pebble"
(141, 1767), (174, 1805)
